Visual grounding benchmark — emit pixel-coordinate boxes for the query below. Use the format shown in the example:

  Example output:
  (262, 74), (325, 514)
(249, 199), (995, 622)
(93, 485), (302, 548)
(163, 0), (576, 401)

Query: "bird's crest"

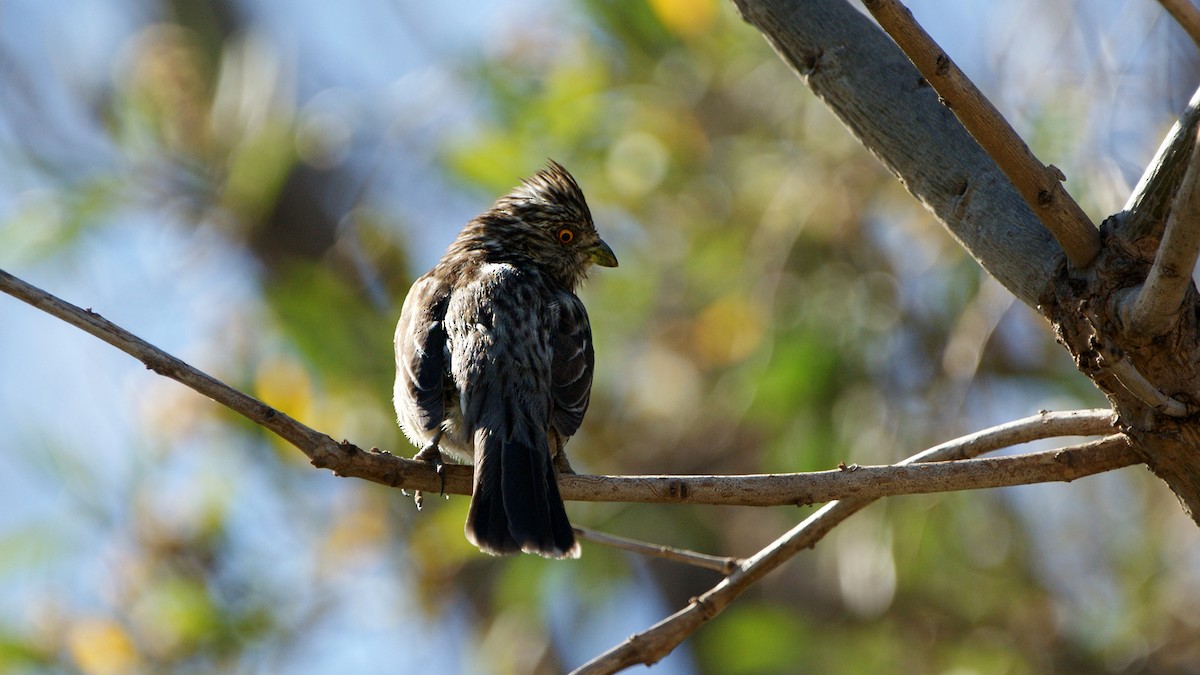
(507, 160), (593, 224)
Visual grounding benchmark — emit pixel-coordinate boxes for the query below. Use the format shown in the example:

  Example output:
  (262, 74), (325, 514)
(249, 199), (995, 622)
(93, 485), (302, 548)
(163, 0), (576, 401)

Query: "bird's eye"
(557, 228), (574, 244)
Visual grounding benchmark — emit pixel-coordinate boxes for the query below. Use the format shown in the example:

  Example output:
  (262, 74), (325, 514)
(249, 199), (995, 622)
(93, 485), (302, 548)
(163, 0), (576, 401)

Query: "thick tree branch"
(1159, 0), (1200, 49)
(1119, 128), (1200, 337)
(860, 0), (1100, 267)
(573, 433), (1134, 673)
(732, 0), (1066, 307)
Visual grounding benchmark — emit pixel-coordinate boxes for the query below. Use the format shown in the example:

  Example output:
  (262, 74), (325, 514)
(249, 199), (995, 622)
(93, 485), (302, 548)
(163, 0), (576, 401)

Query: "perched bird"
(393, 161), (617, 558)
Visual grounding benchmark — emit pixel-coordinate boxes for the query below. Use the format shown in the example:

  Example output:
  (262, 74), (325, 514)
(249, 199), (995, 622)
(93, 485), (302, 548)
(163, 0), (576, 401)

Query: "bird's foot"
(553, 451), (576, 475)
(412, 441), (446, 509)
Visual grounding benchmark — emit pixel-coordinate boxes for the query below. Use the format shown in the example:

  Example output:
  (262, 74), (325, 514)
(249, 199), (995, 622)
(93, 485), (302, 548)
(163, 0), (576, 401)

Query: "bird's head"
(481, 161), (618, 289)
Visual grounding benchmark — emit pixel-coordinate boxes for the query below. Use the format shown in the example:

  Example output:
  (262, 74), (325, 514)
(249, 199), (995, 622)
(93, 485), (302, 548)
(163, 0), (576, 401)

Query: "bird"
(393, 161), (617, 558)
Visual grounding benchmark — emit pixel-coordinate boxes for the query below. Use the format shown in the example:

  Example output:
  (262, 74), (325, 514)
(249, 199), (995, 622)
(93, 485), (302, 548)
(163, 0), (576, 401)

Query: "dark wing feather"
(549, 292), (594, 437)
(395, 274), (451, 432)
(458, 267), (580, 558)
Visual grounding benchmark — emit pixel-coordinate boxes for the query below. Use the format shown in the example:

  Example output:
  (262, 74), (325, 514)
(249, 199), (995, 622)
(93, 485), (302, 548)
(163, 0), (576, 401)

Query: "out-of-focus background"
(2, 1), (1199, 672)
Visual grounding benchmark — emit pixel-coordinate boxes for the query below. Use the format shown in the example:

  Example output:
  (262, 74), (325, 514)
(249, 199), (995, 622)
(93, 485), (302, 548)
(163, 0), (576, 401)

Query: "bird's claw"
(551, 431), (575, 475)
(553, 451), (576, 475)
(415, 437), (448, 504)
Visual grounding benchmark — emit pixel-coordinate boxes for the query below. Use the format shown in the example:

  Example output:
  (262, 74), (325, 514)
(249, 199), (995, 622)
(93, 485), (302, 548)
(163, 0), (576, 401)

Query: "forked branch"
(1119, 128), (1200, 338)
(860, 0), (1101, 267)
(0, 263), (1143, 674)
(574, 433), (1134, 673)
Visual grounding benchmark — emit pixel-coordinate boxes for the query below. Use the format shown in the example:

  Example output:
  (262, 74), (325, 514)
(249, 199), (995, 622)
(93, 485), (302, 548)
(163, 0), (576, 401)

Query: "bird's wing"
(394, 274), (451, 433)
(550, 291), (595, 438)
(452, 266), (578, 558)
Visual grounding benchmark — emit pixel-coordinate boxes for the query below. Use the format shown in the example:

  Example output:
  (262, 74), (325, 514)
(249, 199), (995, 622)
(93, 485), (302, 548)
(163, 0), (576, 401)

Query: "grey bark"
(732, 0), (1064, 308)
(733, 0), (1200, 521)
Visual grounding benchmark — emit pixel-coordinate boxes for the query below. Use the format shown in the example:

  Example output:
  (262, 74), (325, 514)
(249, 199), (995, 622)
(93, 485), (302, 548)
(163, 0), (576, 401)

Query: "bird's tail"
(465, 429), (579, 559)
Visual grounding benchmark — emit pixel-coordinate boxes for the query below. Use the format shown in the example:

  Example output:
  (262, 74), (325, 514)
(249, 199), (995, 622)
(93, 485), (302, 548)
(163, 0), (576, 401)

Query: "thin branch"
(1107, 354), (1199, 417)
(574, 527), (743, 574)
(572, 434), (1134, 674)
(859, 0), (1101, 268)
(1160, 0), (1200, 49)
(0, 267), (449, 495)
(0, 267), (1131, 507)
(0, 268), (1124, 507)
(0, 268), (1144, 674)
(1119, 127), (1200, 338)
(563, 430), (1130, 506)
(565, 408), (1117, 504)
(1120, 84), (1200, 248)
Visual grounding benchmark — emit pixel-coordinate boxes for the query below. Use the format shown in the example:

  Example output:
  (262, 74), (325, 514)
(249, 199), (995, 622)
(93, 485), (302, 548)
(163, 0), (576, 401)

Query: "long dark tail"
(465, 430), (579, 559)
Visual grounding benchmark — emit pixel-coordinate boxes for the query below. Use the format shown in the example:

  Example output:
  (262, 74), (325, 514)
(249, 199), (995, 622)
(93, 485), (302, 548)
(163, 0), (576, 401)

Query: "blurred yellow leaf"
(67, 618), (140, 675)
(254, 355), (314, 423)
(254, 355), (318, 460)
(693, 293), (766, 367)
(648, 0), (717, 38)
(319, 492), (389, 572)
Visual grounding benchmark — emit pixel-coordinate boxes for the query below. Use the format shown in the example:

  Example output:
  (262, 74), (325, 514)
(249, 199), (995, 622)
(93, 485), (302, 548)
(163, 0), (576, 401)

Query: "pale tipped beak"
(589, 239), (619, 268)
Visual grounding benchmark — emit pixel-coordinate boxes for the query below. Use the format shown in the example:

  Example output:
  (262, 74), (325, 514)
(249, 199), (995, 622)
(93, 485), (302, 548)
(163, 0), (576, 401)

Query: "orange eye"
(557, 228), (574, 244)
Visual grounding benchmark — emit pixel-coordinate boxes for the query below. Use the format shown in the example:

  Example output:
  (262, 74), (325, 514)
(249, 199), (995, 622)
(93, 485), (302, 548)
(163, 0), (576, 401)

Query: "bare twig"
(0, 267), (450, 494)
(573, 434), (1135, 674)
(1107, 354), (1199, 417)
(1119, 128), (1200, 338)
(1120, 85), (1200, 247)
(574, 527), (743, 574)
(0, 268), (1125, 508)
(562, 427), (1128, 506)
(859, 0), (1101, 267)
(1160, 0), (1200, 49)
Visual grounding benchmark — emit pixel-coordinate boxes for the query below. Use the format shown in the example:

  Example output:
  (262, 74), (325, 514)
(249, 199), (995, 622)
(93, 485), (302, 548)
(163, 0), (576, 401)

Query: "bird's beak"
(589, 239), (619, 268)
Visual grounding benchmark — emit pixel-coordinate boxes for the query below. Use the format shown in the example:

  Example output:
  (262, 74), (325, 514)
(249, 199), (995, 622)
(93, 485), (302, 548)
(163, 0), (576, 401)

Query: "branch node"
(1053, 448), (1076, 468)
(665, 478), (689, 500)
(800, 48), (825, 75)
(934, 53), (950, 75)
(690, 596), (719, 620)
